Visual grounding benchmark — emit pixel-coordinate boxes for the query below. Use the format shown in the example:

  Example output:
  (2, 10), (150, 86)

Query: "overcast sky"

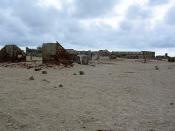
(0, 0), (175, 55)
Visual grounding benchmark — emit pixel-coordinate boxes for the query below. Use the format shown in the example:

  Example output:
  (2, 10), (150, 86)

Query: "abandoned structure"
(26, 47), (42, 57)
(0, 45), (26, 62)
(142, 51), (155, 59)
(110, 51), (155, 59)
(74, 55), (89, 65)
(42, 42), (73, 65)
(77, 50), (92, 60)
(66, 49), (78, 55)
(168, 57), (175, 62)
(66, 49), (79, 62)
(156, 53), (169, 60)
(98, 50), (111, 57)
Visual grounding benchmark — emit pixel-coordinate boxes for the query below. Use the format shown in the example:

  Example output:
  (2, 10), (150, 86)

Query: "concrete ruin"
(98, 50), (110, 57)
(77, 50), (92, 61)
(66, 49), (79, 63)
(168, 57), (175, 62)
(42, 42), (73, 66)
(75, 55), (89, 65)
(0, 45), (26, 62)
(110, 51), (155, 59)
(26, 47), (42, 57)
(156, 53), (169, 60)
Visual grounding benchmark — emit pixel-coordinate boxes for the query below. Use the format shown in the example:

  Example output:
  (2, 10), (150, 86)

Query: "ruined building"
(26, 47), (42, 57)
(156, 53), (169, 60)
(42, 42), (73, 65)
(168, 57), (175, 62)
(0, 45), (26, 62)
(110, 51), (155, 59)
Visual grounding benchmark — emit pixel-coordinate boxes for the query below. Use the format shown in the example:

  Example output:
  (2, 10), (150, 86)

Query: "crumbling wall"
(168, 57), (175, 62)
(0, 45), (26, 62)
(78, 50), (92, 61)
(109, 51), (155, 59)
(75, 55), (89, 65)
(142, 51), (155, 59)
(98, 50), (110, 57)
(26, 47), (42, 57)
(42, 42), (73, 66)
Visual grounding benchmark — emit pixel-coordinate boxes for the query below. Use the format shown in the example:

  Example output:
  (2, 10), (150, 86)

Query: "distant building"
(77, 50), (92, 60)
(66, 49), (78, 55)
(26, 47), (42, 57)
(142, 51), (155, 59)
(168, 57), (175, 62)
(165, 53), (168, 57)
(110, 51), (155, 59)
(156, 53), (169, 60)
(98, 50), (110, 56)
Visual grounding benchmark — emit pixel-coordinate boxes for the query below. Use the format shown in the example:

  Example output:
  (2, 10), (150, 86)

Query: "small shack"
(42, 42), (73, 66)
(0, 45), (26, 62)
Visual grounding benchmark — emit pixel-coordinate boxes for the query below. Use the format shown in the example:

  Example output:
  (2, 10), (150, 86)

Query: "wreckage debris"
(96, 130), (115, 131)
(42, 79), (50, 83)
(27, 65), (33, 69)
(155, 66), (159, 70)
(59, 84), (63, 87)
(89, 63), (96, 67)
(73, 73), (77, 75)
(35, 68), (42, 71)
(29, 76), (34, 80)
(79, 71), (85, 75)
(42, 71), (47, 74)
(170, 102), (174, 105)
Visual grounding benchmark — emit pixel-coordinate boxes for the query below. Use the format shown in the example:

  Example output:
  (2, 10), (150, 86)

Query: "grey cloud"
(0, 0), (174, 52)
(72, 0), (119, 18)
(118, 4), (175, 49)
(0, 0), (74, 46)
(120, 21), (133, 30)
(148, 0), (169, 6)
(120, 4), (152, 32)
(166, 6), (175, 25)
(126, 5), (152, 20)
(149, 24), (175, 48)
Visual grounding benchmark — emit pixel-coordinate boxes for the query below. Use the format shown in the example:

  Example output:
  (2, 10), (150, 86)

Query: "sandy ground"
(0, 59), (175, 131)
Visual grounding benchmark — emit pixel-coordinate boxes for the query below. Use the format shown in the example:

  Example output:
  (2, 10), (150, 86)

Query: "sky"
(0, 0), (175, 56)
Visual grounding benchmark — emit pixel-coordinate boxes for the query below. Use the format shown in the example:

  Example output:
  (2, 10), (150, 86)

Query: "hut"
(0, 45), (26, 62)
(42, 42), (73, 66)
